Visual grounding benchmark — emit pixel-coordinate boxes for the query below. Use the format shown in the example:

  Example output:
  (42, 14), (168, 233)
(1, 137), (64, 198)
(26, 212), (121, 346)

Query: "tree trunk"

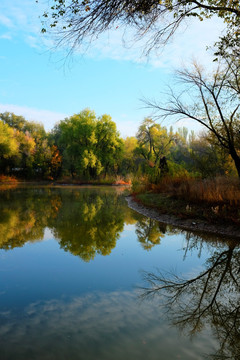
(230, 148), (240, 178)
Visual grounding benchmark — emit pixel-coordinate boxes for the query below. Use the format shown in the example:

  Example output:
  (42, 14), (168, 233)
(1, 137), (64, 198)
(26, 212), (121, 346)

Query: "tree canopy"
(54, 109), (123, 178)
(0, 121), (19, 160)
(0, 113), (62, 179)
(136, 118), (173, 179)
(39, 0), (240, 53)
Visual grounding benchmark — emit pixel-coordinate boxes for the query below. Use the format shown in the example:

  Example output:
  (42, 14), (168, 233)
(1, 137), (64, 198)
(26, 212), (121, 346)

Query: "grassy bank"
(133, 176), (240, 225)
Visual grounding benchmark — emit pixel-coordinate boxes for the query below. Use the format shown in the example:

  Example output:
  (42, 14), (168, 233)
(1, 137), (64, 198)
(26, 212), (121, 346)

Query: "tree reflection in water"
(0, 186), (168, 261)
(50, 189), (126, 261)
(141, 234), (240, 359)
(0, 187), (61, 249)
(0, 187), (135, 261)
(135, 218), (167, 251)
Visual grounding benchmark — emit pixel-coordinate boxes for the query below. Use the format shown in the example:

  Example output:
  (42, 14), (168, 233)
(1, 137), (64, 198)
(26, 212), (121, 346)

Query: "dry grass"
(149, 176), (240, 206)
(112, 175), (131, 185)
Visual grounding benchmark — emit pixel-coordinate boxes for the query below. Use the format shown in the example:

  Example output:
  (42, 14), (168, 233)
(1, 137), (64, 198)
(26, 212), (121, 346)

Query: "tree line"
(35, 0), (240, 181)
(0, 108), (238, 181)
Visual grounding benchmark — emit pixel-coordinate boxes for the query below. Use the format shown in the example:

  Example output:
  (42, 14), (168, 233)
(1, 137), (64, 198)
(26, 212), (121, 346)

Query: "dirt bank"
(126, 195), (240, 240)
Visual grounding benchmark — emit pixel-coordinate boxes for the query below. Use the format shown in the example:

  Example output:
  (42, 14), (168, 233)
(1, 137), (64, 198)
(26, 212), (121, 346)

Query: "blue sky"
(0, 0), (224, 137)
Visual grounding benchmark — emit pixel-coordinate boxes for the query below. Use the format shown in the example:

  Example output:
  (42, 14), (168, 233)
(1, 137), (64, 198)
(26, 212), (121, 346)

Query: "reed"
(150, 176), (240, 206)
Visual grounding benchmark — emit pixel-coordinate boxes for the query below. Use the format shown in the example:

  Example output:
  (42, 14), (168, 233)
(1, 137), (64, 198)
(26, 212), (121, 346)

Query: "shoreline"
(126, 195), (240, 240)
(0, 180), (131, 187)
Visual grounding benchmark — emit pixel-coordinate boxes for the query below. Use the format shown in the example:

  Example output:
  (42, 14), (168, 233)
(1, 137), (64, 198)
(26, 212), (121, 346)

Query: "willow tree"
(55, 109), (123, 178)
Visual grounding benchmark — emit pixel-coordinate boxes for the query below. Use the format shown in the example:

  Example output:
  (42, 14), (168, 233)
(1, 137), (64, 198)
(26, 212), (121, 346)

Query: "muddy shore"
(126, 195), (240, 240)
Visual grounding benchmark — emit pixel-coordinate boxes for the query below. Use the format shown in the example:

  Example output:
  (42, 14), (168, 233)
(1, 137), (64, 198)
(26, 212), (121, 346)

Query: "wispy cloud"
(84, 16), (224, 69)
(0, 290), (215, 358)
(0, 0), (47, 49)
(0, 14), (14, 28)
(25, 35), (40, 49)
(0, 33), (12, 40)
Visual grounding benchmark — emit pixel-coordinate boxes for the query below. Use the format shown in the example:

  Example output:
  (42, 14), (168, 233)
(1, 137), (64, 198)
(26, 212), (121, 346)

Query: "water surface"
(0, 186), (239, 359)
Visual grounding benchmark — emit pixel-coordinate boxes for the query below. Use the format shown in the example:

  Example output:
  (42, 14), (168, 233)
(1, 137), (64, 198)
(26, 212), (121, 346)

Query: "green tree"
(0, 121), (19, 171)
(95, 114), (123, 175)
(121, 136), (139, 174)
(14, 130), (36, 176)
(56, 109), (98, 177)
(168, 127), (192, 172)
(189, 132), (235, 177)
(0, 112), (27, 131)
(136, 118), (173, 180)
(55, 108), (123, 178)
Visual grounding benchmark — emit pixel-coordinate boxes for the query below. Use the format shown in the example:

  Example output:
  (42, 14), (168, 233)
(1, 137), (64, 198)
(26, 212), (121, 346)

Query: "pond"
(0, 185), (239, 360)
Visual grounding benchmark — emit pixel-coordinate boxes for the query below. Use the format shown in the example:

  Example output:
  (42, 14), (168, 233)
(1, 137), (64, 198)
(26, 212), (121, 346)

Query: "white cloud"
(0, 14), (14, 28)
(0, 104), (68, 131)
(25, 35), (40, 49)
(0, 290), (216, 358)
(0, 33), (12, 40)
(77, 16), (225, 70)
(0, 0), (47, 49)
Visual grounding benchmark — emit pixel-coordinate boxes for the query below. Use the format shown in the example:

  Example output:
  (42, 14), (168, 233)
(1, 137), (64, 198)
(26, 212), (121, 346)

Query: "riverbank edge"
(125, 195), (240, 239)
(0, 180), (131, 187)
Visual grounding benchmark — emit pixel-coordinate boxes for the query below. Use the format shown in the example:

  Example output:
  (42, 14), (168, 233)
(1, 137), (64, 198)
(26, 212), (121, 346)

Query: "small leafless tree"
(144, 59), (240, 176)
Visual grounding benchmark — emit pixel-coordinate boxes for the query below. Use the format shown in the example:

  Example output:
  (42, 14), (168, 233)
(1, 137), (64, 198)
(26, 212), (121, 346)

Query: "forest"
(0, 107), (238, 182)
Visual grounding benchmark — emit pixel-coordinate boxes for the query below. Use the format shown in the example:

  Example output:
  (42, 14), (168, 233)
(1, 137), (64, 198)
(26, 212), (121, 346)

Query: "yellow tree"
(121, 136), (138, 174)
(0, 121), (19, 172)
(136, 118), (173, 179)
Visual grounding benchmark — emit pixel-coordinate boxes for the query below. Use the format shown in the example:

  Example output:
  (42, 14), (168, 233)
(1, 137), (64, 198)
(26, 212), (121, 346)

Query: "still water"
(0, 186), (239, 360)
